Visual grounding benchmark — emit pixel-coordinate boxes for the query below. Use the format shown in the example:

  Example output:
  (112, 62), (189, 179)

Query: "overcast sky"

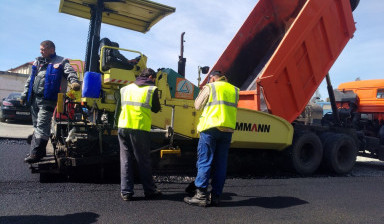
(0, 0), (383, 100)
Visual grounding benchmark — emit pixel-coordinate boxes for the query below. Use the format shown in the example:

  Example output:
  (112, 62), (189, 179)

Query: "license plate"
(16, 111), (30, 115)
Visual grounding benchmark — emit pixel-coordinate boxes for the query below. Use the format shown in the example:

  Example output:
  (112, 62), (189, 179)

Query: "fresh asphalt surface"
(1, 122), (384, 223)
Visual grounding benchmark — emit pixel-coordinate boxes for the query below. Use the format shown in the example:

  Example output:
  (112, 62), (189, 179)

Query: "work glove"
(66, 89), (81, 100)
(70, 82), (81, 91)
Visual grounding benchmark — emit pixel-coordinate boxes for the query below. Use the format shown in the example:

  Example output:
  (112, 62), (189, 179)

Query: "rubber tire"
(350, 0), (360, 12)
(323, 134), (357, 174)
(320, 132), (334, 146)
(0, 112), (5, 122)
(319, 132), (337, 170)
(289, 132), (323, 175)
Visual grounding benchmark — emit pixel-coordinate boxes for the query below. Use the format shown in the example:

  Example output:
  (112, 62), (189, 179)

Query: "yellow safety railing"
(99, 45), (143, 73)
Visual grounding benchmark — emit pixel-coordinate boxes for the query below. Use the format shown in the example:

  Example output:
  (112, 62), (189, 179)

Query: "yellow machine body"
(151, 70), (294, 150)
(71, 44), (293, 151)
(59, 0), (293, 151)
(59, 0), (175, 33)
(232, 109), (293, 150)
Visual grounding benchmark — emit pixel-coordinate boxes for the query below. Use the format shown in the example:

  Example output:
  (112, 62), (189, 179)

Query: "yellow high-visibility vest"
(118, 83), (157, 131)
(197, 81), (239, 132)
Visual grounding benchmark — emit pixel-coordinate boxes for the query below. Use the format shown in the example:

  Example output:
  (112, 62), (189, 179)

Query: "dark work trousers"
(29, 97), (55, 157)
(118, 128), (157, 195)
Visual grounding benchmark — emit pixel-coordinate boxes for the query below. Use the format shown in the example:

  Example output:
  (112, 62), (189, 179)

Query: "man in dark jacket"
(118, 68), (162, 201)
(21, 40), (80, 163)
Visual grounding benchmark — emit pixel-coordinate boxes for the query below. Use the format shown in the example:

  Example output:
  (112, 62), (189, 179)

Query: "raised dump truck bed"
(204, 0), (356, 123)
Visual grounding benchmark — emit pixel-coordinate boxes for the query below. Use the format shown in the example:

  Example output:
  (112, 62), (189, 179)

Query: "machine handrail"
(99, 45), (143, 73)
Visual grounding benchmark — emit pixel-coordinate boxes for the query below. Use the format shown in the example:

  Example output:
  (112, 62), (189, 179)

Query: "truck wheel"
(288, 132), (323, 175)
(320, 132), (334, 145)
(323, 134), (357, 174)
(350, 0), (360, 11)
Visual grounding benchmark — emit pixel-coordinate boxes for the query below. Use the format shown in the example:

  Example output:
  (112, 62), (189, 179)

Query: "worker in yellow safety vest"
(118, 68), (162, 201)
(184, 70), (239, 207)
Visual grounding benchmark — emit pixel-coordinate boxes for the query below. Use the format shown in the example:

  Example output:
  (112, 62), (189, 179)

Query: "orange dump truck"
(325, 79), (384, 161)
(197, 0), (368, 175)
(337, 79), (384, 116)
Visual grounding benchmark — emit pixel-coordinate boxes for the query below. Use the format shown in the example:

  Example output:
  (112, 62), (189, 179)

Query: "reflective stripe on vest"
(197, 81), (239, 132)
(118, 84), (157, 131)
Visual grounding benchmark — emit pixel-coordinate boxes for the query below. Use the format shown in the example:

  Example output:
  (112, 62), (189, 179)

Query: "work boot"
(24, 154), (43, 163)
(184, 188), (208, 207)
(208, 192), (221, 207)
(27, 134), (33, 145)
(144, 189), (162, 200)
(24, 137), (48, 163)
(121, 193), (134, 201)
(185, 181), (197, 196)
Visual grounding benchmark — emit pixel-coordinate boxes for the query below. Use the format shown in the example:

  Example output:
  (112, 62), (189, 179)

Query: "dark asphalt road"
(1, 139), (384, 224)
